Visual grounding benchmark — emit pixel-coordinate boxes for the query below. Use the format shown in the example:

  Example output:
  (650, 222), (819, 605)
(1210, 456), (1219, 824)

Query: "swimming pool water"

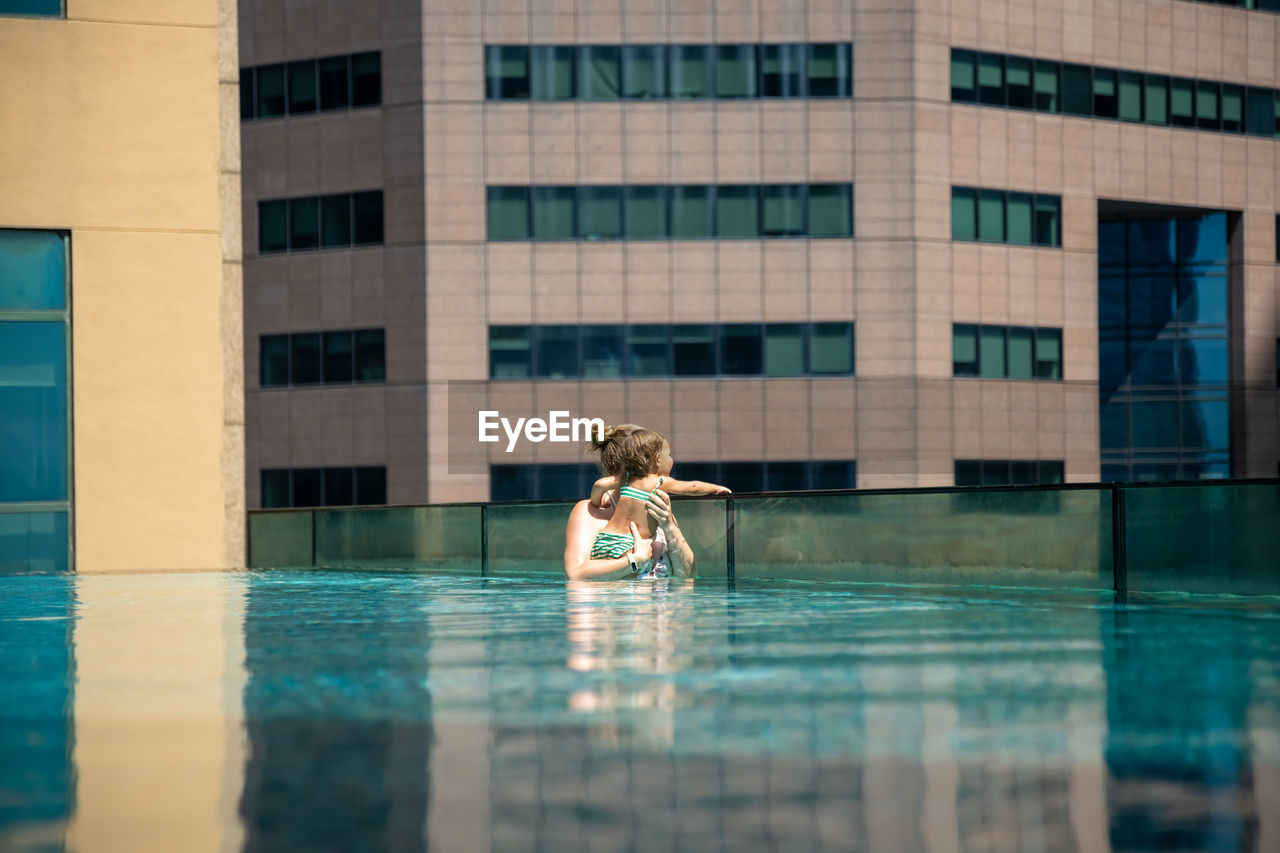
(2, 570), (1278, 851)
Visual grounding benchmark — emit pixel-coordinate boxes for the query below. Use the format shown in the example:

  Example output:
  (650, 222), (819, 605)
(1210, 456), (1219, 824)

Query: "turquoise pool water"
(2, 570), (1279, 851)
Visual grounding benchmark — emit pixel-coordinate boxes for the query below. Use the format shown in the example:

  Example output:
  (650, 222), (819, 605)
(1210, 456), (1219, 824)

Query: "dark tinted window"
(352, 191), (384, 244)
(351, 52), (381, 106)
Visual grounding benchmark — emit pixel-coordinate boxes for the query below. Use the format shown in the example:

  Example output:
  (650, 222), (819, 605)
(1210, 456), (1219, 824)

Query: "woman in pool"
(563, 425), (729, 580)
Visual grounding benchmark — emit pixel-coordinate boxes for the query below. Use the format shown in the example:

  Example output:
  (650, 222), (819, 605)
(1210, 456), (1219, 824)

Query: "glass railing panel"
(671, 497), (728, 579)
(314, 505), (483, 571)
(486, 501), (575, 575)
(1124, 482), (1280, 594)
(247, 510), (315, 568)
(733, 488), (1112, 587)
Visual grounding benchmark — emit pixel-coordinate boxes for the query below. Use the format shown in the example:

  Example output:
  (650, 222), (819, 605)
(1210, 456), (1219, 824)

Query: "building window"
(952, 186), (1061, 247)
(1098, 213), (1231, 483)
(951, 47), (1280, 139)
(487, 183), (852, 242)
(954, 460), (1064, 486)
(261, 467), (387, 508)
(241, 52), (381, 121)
(259, 329), (385, 387)
(0, 230), (70, 573)
(258, 192), (383, 254)
(0, 0), (61, 15)
(489, 323), (854, 379)
(490, 461), (856, 501)
(1174, 0), (1280, 11)
(952, 324), (1062, 380)
(486, 42), (852, 102)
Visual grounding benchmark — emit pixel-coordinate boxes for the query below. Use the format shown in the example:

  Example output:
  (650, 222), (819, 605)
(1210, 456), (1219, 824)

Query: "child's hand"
(711, 485), (732, 495)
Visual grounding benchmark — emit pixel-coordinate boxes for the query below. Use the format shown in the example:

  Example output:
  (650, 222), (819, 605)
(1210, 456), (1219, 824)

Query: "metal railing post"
(1111, 485), (1127, 600)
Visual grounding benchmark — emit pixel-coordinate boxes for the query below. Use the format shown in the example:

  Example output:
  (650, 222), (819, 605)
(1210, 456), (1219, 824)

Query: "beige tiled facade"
(242, 0), (1280, 506)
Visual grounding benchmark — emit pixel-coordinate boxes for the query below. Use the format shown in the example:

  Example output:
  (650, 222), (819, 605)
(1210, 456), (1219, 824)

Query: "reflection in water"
(1, 573), (1279, 851)
(238, 573), (432, 853)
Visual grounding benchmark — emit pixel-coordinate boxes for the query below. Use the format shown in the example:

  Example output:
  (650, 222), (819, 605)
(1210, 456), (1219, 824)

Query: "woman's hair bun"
(588, 424), (618, 451)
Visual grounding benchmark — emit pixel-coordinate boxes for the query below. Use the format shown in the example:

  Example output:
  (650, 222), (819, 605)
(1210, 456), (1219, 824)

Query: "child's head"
(589, 424), (670, 480)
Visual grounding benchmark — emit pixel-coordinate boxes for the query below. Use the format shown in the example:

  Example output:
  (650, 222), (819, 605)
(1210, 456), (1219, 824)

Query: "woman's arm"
(564, 502), (653, 580)
(646, 490), (696, 578)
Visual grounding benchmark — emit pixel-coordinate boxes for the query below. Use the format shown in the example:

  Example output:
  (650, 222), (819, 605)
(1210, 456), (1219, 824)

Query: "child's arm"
(658, 478), (731, 496)
(589, 475), (619, 507)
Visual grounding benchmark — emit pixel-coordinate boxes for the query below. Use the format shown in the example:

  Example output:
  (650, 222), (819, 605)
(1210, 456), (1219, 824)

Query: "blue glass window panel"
(1008, 327), (1034, 379)
(355, 329), (385, 382)
(1178, 272), (1228, 325)
(577, 185), (622, 240)
(764, 324), (804, 375)
(954, 461), (982, 487)
(240, 68), (255, 119)
(673, 325), (716, 376)
(1099, 337), (1127, 392)
(538, 464), (581, 501)
(979, 326), (1006, 377)
(0, 0), (62, 14)
(1010, 461), (1036, 485)
(1100, 464), (1128, 483)
(811, 461), (855, 490)
(354, 467), (386, 505)
(720, 324), (762, 375)
(1132, 462), (1178, 482)
(288, 60), (317, 114)
(810, 323), (853, 374)
(321, 194), (352, 247)
(808, 184), (853, 237)
(582, 325), (623, 378)
(716, 186), (759, 238)
(1221, 85), (1244, 132)
(1177, 213), (1228, 265)
(486, 46), (530, 99)
(0, 511), (68, 574)
(977, 52), (1004, 105)
(762, 185), (805, 237)
(0, 322), (67, 502)
(261, 470), (290, 508)
(351, 52), (381, 106)
(675, 462), (719, 486)
(1128, 277), (1177, 329)
(1129, 220), (1176, 265)
(531, 47), (575, 99)
(1195, 81), (1220, 130)
(1034, 60), (1059, 112)
(323, 331), (353, 383)
(1097, 221), (1126, 268)
(1062, 63), (1092, 115)
(716, 45), (758, 98)
(977, 190), (1005, 243)
(536, 325), (579, 378)
(628, 324), (670, 376)
(760, 44), (804, 97)
(292, 468), (322, 508)
(622, 45), (666, 99)
(1129, 339), (1177, 385)
(623, 186), (667, 239)
(951, 187), (977, 241)
(490, 465), (531, 501)
(352, 191), (384, 244)
(1006, 57), (1032, 109)
(951, 49), (976, 101)
(323, 467), (354, 507)
(289, 333), (321, 385)
(1033, 195), (1061, 246)
(765, 462), (806, 492)
(490, 326), (531, 379)
(722, 462), (764, 493)
(1100, 397), (1128, 449)
(1006, 192), (1033, 245)
(319, 56), (349, 110)
(1118, 72), (1143, 122)
(533, 187), (576, 240)
(1093, 68), (1118, 118)
(1037, 461), (1064, 484)
(1170, 77), (1195, 127)
(1246, 87), (1273, 136)
(807, 43), (851, 97)
(981, 460), (1009, 486)
(1099, 277), (1126, 329)
(1131, 401), (1179, 448)
(259, 335), (289, 387)
(669, 45), (712, 99)
(1179, 338), (1228, 384)
(258, 201), (287, 253)
(0, 231), (65, 310)
(256, 65), (286, 118)
(952, 323), (978, 376)
(289, 198), (319, 250)
(1144, 75), (1169, 125)
(670, 186), (714, 238)
(487, 187), (531, 241)
(1180, 399), (1229, 451)
(579, 45), (621, 100)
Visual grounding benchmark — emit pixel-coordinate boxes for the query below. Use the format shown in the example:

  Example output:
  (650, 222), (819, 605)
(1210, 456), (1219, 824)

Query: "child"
(587, 424), (731, 568)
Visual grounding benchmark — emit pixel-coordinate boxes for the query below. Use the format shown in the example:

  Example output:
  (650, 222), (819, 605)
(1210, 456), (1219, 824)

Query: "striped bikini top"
(618, 475), (664, 504)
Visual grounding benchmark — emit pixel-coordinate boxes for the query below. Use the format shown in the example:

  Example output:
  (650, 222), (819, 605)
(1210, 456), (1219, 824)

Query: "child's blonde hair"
(588, 424), (666, 481)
